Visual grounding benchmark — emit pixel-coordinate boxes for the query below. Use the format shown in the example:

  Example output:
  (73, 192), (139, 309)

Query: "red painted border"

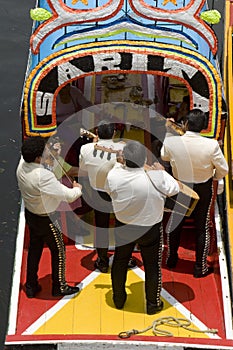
(5, 334), (233, 347)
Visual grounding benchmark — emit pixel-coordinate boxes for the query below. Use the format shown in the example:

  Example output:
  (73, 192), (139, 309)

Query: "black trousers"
(93, 190), (113, 263)
(111, 220), (163, 306)
(167, 178), (213, 274)
(25, 209), (66, 289)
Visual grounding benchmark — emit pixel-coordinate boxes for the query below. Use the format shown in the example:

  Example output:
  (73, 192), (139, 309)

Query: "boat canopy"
(23, 0), (226, 138)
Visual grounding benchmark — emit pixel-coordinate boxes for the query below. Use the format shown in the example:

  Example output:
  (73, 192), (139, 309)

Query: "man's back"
(79, 139), (124, 190)
(161, 131), (228, 183)
(17, 157), (82, 215)
(107, 163), (179, 226)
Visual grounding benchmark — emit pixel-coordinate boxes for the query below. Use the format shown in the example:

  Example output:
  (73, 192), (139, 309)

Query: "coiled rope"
(118, 316), (218, 338)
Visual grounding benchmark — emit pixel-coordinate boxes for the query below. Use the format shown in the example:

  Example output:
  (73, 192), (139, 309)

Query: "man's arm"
(147, 169), (180, 197)
(79, 145), (88, 172)
(160, 144), (170, 162)
(39, 168), (82, 202)
(212, 142), (229, 180)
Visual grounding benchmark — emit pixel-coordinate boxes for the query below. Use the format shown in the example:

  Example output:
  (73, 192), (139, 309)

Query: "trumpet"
(165, 119), (185, 136)
(80, 128), (98, 139)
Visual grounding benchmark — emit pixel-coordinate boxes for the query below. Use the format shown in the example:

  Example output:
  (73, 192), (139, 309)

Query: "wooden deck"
(5, 204), (233, 349)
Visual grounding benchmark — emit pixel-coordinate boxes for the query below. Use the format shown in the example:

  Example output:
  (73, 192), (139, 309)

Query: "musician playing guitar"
(105, 140), (180, 313)
(79, 121), (137, 273)
(161, 109), (228, 277)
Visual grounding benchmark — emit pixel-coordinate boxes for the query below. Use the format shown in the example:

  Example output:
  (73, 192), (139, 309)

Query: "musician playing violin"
(16, 136), (82, 298)
(79, 120), (136, 273)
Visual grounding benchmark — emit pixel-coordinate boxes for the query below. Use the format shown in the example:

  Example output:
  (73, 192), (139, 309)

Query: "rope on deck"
(118, 316), (218, 338)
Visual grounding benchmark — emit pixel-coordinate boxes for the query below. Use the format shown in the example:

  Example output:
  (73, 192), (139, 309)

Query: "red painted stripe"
(8, 221), (229, 346)
(5, 334), (233, 348)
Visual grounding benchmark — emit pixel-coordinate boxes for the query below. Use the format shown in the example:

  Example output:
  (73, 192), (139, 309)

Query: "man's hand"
(116, 150), (124, 164)
(93, 136), (99, 143)
(50, 142), (61, 159)
(144, 162), (165, 171)
(177, 180), (183, 190)
(73, 180), (82, 190)
(151, 162), (165, 170)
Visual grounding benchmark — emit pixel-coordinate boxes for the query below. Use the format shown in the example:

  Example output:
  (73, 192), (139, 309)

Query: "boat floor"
(5, 212), (233, 348)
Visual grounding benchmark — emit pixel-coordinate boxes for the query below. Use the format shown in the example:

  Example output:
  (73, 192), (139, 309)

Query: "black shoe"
(193, 267), (214, 278)
(52, 284), (80, 297)
(25, 284), (42, 298)
(94, 257), (109, 273)
(113, 292), (127, 309)
(147, 300), (164, 315)
(166, 254), (178, 269)
(127, 257), (137, 268)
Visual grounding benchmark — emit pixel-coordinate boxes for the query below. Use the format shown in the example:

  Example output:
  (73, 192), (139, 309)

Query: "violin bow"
(48, 151), (74, 186)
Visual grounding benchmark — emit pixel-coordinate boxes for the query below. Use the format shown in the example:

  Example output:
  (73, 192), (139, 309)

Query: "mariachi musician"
(105, 140), (180, 313)
(79, 120), (137, 273)
(161, 109), (229, 277)
(16, 136), (82, 298)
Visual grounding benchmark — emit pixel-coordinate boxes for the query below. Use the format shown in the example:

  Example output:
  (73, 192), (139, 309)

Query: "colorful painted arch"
(24, 40), (223, 138)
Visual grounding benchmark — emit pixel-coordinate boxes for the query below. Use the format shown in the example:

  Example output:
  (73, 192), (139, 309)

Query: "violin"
(42, 138), (60, 170)
(43, 150), (56, 171)
(43, 138), (74, 185)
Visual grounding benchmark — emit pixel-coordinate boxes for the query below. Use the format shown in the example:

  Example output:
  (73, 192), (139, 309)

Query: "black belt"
(25, 208), (55, 217)
(37, 213), (55, 217)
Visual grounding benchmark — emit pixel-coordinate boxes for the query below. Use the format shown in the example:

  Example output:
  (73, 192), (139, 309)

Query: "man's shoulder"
(38, 167), (58, 181)
(80, 142), (94, 152)
(112, 141), (125, 150)
(183, 133), (219, 149)
(107, 162), (123, 176)
(192, 134), (218, 145)
(163, 134), (182, 147)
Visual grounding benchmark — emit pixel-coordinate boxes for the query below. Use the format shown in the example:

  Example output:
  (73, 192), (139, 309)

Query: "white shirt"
(161, 131), (228, 183)
(16, 158), (82, 215)
(79, 139), (125, 191)
(106, 163), (179, 226)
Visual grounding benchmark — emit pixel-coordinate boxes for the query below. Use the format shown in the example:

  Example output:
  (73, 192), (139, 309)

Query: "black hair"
(183, 95), (190, 103)
(186, 109), (208, 132)
(97, 120), (115, 139)
(21, 136), (46, 163)
(123, 140), (146, 168)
